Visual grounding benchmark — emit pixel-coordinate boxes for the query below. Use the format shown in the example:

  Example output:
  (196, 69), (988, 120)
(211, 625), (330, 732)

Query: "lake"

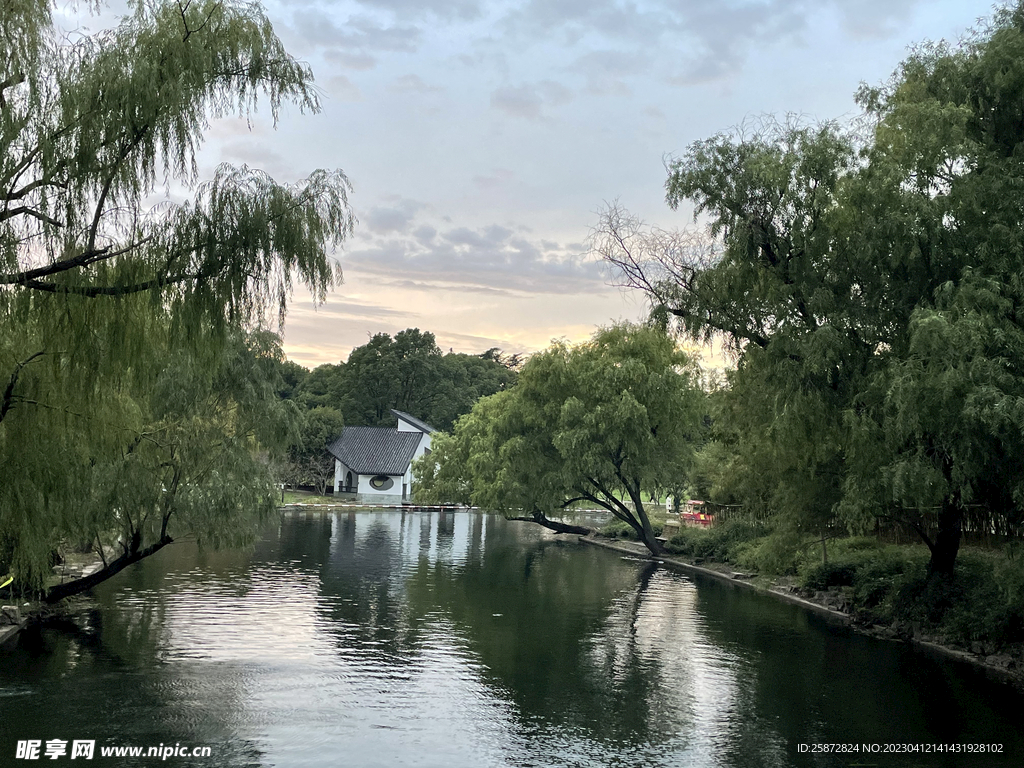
(2, 510), (1023, 767)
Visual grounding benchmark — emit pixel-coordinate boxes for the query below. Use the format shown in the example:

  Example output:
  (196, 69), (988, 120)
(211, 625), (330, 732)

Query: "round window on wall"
(369, 475), (394, 491)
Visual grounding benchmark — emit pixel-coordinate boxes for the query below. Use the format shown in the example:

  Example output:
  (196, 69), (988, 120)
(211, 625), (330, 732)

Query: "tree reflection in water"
(2, 511), (1023, 768)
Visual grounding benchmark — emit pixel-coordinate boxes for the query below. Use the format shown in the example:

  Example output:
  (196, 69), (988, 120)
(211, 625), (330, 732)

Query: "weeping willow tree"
(596, 3), (1024, 579)
(0, 0), (354, 598)
(416, 323), (706, 555)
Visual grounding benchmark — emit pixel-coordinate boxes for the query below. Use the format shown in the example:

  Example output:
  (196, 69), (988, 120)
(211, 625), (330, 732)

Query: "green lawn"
(281, 490), (345, 505)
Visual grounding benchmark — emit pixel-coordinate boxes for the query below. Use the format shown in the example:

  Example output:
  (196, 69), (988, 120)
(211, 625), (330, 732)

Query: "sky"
(63, 0), (996, 368)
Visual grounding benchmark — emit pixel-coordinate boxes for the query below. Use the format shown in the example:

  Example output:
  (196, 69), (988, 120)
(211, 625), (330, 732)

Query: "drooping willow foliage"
(0, 0), (354, 595)
(594, 3), (1024, 578)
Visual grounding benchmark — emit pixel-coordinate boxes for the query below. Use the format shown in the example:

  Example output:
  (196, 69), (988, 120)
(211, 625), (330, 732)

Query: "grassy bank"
(597, 518), (1024, 666)
(281, 490), (343, 505)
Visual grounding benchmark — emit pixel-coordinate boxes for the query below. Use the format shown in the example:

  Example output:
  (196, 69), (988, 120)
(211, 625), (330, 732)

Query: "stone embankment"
(579, 535), (1024, 688)
(280, 503), (475, 512)
(0, 604), (26, 647)
(1, 554), (106, 647)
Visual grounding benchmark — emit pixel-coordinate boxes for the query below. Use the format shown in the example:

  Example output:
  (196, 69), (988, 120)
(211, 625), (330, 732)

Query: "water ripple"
(3, 513), (1023, 768)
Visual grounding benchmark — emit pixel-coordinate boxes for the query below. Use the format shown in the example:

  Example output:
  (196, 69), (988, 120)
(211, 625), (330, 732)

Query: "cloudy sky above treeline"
(65, 0), (993, 367)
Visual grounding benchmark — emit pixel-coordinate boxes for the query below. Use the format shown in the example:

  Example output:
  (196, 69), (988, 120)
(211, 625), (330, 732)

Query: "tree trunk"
(927, 496), (962, 578)
(507, 510), (592, 536)
(623, 485), (664, 556)
(45, 536), (174, 603)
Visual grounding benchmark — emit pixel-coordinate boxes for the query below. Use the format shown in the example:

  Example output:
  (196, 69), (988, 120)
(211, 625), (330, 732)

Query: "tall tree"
(416, 323), (705, 555)
(596, 4), (1024, 578)
(317, 329), (517, 431)
(428, 351), (518, 430)
(43, 331), (296, 602)
(294, 363), (347, 410)
(0, 0), (352, 596)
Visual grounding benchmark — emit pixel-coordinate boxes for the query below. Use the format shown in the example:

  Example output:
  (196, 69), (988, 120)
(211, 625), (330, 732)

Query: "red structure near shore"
(680, 500), (714, 528)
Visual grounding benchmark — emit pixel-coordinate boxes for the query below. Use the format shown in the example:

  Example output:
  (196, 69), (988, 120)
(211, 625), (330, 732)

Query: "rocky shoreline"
(0, 551), (109, 647)
(580, 534), (1024, 688)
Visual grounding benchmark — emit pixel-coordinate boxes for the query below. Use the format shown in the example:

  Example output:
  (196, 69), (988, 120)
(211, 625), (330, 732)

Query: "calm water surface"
(3, 511), (1023, 767)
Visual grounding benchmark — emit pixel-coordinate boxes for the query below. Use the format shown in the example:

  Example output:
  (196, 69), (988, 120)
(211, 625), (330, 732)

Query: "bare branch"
(0, 238), (155, 285)
(87, 126), (150, 254)
(1, 351), (46, 423)
(0, 73), (25, 110)
(5, 176), (69, 202)
(0, 205), (63, 228)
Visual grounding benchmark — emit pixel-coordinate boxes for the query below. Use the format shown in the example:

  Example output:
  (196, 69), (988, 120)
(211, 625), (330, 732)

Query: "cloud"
(388, 74), (444, 94)
(287, 10), (422, 69)
(412, 224), (437, 244)
(361, 198), (427, 235)
(280, 295), (424, 366)
(445, 224), (514, 248)
(219, 140), (291, 179)
(831, 0), (920, 38)
(344, 0), (483, 22)
(472, 168), (516, 190)
(343, 217), (605, 295)
(283, 0), (925, 94)
(324, 50), (378, 70)
(207, 117), (270, 139)
(433, 329), (518, 352)
(661, 2), (811, 85)
(360, 278), (519, 297)
(306, 298), (414, 320)
(491, 80), (573, 120)
(500, 0), (668, 46)
(571, 49), (651, 96)
(325, 75), (363, 101)
(498, 0), (926, 87)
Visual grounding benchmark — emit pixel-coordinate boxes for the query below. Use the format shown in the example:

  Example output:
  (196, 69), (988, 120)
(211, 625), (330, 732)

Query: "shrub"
(935, 551), (1024, 647)
(802, 561), (858, 590)
(798, 542), (930, 625)
(801, 544), (1024, 647)
(852, 549), (925, 613)
(665, 519), (767, 563)
(596, 518), (663, 540)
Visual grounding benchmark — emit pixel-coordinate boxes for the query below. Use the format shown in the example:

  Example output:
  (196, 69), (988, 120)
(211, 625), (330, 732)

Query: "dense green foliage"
(664, 521), (770, 569)
(285, 406), (345, 495)
(665, 524), (1024, 650)
(596, 4), (1024, 579)
(415, 323), (706, 554)
(269, 329), (517, 491)
(0, 1), (352, 597)
(596, 517), (664, 541)
(281, 328), (518, 430)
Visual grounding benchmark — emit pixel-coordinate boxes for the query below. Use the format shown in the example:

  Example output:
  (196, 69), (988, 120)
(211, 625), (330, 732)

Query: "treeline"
(276, 329), (519, 493)
(591, 4), (1024, 581)
(588, 6), (1024, 648)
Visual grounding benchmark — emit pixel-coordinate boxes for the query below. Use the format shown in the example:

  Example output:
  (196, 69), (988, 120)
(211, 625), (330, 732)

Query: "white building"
(329, 410), (435, 503)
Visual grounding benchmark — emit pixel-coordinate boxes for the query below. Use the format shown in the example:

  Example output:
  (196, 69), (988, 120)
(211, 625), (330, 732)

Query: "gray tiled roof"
(327, 427), (423, 476)
(391, 409), (436, 434)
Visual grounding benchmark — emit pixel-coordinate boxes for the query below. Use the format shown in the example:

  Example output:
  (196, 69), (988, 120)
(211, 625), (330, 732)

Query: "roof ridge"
(390, 409), (436, 434)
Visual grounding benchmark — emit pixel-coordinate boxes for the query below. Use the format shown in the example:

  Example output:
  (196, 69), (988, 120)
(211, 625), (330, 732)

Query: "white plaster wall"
(406, 432), (433, 496)
(357, 474), (403, 495)
(334, 461), (358, 494)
